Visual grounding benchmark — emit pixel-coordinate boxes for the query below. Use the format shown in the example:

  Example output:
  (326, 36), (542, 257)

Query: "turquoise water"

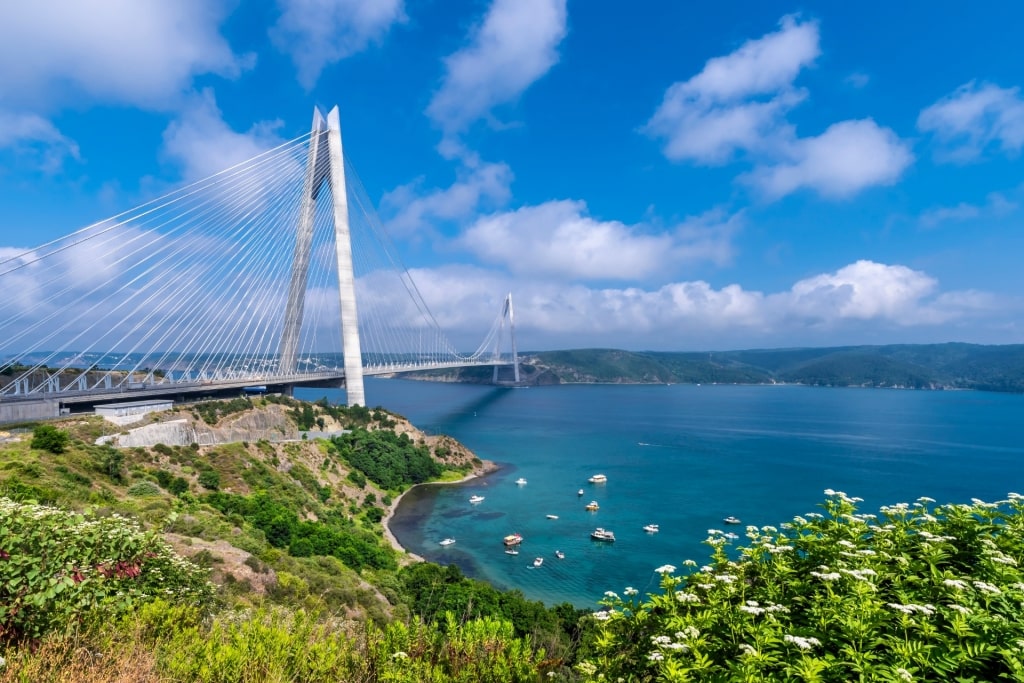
(297, 380), (1024, 607)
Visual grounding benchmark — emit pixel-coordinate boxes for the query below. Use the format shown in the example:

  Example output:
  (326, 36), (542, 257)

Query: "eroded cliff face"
(100, 403), (301, 448)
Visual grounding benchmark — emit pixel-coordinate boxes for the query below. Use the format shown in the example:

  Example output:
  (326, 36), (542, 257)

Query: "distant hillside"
(399, 343), (1024, 392)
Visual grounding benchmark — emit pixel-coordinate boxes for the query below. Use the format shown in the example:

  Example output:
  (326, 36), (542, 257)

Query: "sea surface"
(297, 380), (1024, 607)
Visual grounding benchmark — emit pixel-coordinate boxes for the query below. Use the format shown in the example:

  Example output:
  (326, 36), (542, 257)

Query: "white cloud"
(747, 119), (913, 200)
(458, 201), (740, 281)
(270, 0), (406, 90)
(918, 81), (1024, 162)
(845, 72), (870, 89)
(644, 14), (911, 200)
(0, 110), (81, 173)
(427, 0), (568, 136)
(381, 161), (514, 238)
(643, 15), (818, 164)
(919, 191), (1017, 228)
(161, 90), (285, 182)
(0, 1), (247, 110)
(387, 260), (1003, 350)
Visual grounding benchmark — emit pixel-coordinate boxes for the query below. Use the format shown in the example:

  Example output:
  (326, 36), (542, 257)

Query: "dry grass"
(0, 635), (162, 683)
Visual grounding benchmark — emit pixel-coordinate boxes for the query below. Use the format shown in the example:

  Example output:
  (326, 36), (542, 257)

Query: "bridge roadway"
(0, 359), (512, 422)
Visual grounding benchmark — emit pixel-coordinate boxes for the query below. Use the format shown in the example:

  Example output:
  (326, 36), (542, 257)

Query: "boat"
(469, 495), (485, 504)
(439, 538), (456, 546)
(503, 533), (523, 546)
(546, 514), (559, 520)
(643, 523), (660, 533)
(505, 548), (519, 555)
(533, 557), (544, 567)
(515, 477), (528, 485)
(555, 550), (565, 559)
(723, 516), (742, 525)
(577, 489), (584, 496)
(590, 528), (616, 542)
(588, 474), (608, 484)
(585, 500), (600, 511)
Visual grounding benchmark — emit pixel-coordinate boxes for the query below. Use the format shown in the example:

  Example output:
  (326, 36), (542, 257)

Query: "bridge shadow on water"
(426, 386), (519, 432)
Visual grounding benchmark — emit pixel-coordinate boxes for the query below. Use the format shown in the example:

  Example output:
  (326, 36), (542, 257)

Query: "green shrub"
(0, 497), (213, 644)
(30, 425), (68, 454)
(197, 469), (220, 491)
(169, 476), (189, 495)
(580, 492), (1024, 682)
(127, 480), (162, 497)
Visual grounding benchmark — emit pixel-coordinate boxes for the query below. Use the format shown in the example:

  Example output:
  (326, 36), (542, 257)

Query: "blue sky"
(1, 0), (1023, 352)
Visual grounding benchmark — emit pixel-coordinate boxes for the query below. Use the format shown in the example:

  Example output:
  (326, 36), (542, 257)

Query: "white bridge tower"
(279, 107), (365, 406)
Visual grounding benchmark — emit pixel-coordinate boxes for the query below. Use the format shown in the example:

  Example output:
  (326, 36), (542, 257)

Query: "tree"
(30, 425), (68, 454)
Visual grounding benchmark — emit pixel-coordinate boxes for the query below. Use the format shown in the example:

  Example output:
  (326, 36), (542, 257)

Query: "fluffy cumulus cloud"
(458, 201), (740, 281)
(918, 81), (1024, 162)
(0, 0), (248, 173)
(396, 260), (1003, 350)
(746, 119), (913, 200)
(0, 0), (246, 110)
(381, 161), (514, 239)
(644, 14), (819, 164)
(270, 0), (406, 90)
(644, 14), (912, 200)
(161, 90), (285, 182)
(427, 0), (568, 137)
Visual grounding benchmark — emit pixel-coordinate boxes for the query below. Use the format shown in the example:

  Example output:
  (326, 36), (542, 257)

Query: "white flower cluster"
(783, 634), (821, 650)
(654, 564), (676, 575)
(888, 602), (935, 616)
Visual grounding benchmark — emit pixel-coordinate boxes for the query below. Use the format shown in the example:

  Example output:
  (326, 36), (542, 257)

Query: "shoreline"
(381, 460), (499, 563)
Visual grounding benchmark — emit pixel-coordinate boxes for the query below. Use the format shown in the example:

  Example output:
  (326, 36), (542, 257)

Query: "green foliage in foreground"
(580, 492), (1024, 682)
(0, 498), (214, 644)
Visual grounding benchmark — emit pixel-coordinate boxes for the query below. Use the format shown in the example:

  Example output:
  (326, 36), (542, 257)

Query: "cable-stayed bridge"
(0, 107), (520, 423)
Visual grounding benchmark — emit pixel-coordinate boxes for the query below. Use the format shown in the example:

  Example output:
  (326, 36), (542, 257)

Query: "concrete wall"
(0, 400), (61, 424)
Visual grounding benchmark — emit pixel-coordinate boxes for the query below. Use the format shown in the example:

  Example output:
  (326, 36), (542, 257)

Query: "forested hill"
(407, 343), (1024, 392)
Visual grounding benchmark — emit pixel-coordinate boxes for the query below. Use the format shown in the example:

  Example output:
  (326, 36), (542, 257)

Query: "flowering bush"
(0, 497), (214, 643)
(580, 491), (1024, 682)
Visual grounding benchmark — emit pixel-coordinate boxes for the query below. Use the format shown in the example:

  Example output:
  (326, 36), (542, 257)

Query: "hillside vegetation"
(4, 397), (1024, 680)
(405, 343), (1024, 392)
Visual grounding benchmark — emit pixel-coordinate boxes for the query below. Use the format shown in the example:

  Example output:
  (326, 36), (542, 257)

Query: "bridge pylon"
(492, 292), (521, 385)
(278, 107), (365, 406)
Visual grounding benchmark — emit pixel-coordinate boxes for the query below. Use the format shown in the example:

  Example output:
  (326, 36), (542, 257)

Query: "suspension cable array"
(0, 107), (517, 403)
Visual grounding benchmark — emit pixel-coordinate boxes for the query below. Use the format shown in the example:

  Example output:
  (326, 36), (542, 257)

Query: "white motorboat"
(723, 516), (742, 525)
(469, 495), (485, 504)
(590, 528), (616, 542)
(439, 538), (456, 546)
(546, 514), (559, 520)
(588, 474), (608, 484)
(533, 557), (544, 567)
(555, 550), (565, 559)
(515, 477), (528, 485)
(643, 523), (660, 533)
(577, 488), (584, 496)
(505, 548), (519, 555)
(585, 500), (600, 511)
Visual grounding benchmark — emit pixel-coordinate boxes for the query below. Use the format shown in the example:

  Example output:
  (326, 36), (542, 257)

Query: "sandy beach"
(382, 460), (498, 562)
